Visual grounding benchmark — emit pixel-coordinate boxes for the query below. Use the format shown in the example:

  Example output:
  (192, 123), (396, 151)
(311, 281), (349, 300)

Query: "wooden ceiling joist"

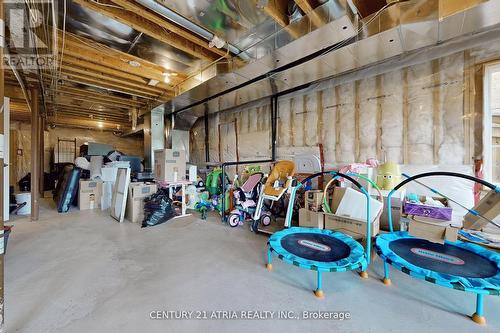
(59, 72), (165, 99)
(62, 56), (174, 90)
(60, 66), (167, 95)
(60, 31), (173, 83)
(55, 86), (146, 107)
(258, 0), (302, 39)
(108, 0), (237, 62)
(54, 94), (136, 111)
(72, 0), (221, 63)
(294, 0), (326, 28)
(50, 116), (130, 130)
(48, 101), (128, 115)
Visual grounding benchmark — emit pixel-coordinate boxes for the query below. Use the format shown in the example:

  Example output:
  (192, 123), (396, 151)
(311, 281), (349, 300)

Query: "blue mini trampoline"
(376, 172), (500, 324)
(266, 172), (374, 298)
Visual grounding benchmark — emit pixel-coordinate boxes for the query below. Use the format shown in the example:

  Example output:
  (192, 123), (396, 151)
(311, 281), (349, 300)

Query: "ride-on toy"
(227, 172), (271, 227)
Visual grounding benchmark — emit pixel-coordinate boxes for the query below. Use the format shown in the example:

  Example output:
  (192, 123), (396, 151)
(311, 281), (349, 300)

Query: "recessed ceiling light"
(128, 60), (141, 67)
(97, 121), (104, 128)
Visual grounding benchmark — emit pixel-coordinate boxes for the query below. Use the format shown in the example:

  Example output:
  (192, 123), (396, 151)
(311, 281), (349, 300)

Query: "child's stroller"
(227, 172), (271, 227)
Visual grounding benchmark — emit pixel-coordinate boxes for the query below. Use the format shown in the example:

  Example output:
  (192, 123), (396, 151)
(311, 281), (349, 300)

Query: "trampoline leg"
(359, 271), (368, 279)
(471, 294), (486, 325)
(382, 262), (391, 286)
(314, 271), (325, 299)
(266, 247), (273, 271)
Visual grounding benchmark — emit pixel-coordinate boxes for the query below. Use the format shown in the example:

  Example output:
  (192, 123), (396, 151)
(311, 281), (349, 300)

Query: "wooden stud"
(335, 86), (342, 162)
(354, 81), (361, 162)
(402, 67), (409, 164)
(431, 59), (441, 164)
(316, 90), (324, 147)
(376, 75), (383, 161)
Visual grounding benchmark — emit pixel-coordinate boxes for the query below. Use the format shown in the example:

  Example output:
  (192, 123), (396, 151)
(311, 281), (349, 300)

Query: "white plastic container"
(15, 192), (31, 215)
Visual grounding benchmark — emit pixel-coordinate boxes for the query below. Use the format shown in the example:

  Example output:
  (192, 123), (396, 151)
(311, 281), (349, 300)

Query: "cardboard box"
(463, 190), (500, 230)
(375, 189), (405, 231)
(332, 187), (383, 223)
(403, 196), (452, 221)
(299, 208), (324, 229)
(79, 180), (102, 210)
(408, 216), (458, 244)
(125, 182), (157, 223)
(324, 213), (380, 238)
(305, 190), (324, 211)
(154, 149), (186, 182)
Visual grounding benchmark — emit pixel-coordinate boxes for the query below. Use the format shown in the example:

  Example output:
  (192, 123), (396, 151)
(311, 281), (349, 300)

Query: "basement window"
(484, 63), (500, 184)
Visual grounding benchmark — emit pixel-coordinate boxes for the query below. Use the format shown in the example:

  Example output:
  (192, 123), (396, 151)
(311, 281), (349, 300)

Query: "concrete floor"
(5, 199), (499, 333)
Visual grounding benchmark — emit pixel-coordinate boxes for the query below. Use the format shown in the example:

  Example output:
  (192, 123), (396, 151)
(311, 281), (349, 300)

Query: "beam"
(109, 0), (237, 61)
(59, 72), (166, 99)
(294, 0), (326, 28)
(258, 0), (302, 39)
(60, 31), (172, 83)
(60, 66), (168, 95)
(62, 55), (177, 89)
(49, 107), (129, 121)
(47, 104), (128, 118)
(49, 116), (131, 130)
(53, 86), (146, 107)
(4, 85), (28, 100)
(53, 94), (137, 111)
(72, 0), (220, 62)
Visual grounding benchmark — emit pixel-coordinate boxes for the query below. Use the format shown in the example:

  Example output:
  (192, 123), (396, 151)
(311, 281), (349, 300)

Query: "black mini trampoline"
(376, 172), (500, 325)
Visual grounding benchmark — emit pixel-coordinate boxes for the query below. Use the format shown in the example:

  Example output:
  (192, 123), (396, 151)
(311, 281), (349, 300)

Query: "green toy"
(196, 192), (212, 220)
(205, 168), (230, 195)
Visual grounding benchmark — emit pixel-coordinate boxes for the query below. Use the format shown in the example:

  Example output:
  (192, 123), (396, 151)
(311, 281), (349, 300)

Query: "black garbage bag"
(142, 189), (178, 228)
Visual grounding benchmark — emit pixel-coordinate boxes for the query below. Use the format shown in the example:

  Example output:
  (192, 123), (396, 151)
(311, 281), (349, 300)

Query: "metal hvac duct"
(136, 0), (249, 60)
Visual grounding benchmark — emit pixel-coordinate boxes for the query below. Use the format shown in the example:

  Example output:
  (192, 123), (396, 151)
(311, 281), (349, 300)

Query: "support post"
(31, 88), (40, 221)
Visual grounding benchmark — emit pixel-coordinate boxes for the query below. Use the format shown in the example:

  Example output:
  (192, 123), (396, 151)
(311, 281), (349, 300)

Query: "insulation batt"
(189, 46), (495, 169)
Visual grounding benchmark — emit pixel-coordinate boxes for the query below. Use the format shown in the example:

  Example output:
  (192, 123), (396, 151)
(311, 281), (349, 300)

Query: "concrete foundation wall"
(9, 121), (143, 183)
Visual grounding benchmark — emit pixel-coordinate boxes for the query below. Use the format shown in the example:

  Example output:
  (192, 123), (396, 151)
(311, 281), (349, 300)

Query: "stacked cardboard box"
(78, 180), (103, 210)
(125, 182), (157, 223)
